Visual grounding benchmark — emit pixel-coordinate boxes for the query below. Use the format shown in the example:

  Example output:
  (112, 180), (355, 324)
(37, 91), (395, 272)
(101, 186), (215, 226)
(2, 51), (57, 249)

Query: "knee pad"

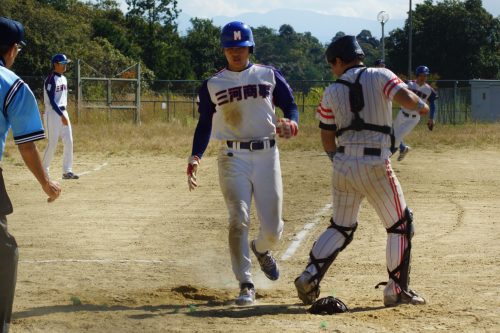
(385, 207), (413, 291)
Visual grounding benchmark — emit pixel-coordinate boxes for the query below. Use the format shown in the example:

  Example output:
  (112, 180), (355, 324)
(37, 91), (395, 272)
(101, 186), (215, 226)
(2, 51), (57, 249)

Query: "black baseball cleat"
(251, 240), (279, 281)
(384, 289), (426, 307)
(62, 172), (79, 179)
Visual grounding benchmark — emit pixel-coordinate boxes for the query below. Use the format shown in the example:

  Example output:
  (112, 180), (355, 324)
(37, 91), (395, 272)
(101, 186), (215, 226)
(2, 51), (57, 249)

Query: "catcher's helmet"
(51, 53), (71, 65)
(220, 21), (255, 50)
(416, 65), (430, 76)
(326, 35), (365, 64)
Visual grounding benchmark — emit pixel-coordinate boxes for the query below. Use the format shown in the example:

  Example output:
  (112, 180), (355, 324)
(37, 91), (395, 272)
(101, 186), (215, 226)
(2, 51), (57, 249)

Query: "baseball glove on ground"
(307, 296), (348, 315)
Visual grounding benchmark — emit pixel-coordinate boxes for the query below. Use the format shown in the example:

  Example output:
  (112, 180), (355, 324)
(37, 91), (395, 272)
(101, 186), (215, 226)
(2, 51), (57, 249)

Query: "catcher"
(295, 35), (427, 309)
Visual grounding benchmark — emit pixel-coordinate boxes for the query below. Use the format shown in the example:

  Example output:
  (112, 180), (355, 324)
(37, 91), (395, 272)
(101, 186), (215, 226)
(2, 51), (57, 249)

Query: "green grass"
(3, 104), (498, 162)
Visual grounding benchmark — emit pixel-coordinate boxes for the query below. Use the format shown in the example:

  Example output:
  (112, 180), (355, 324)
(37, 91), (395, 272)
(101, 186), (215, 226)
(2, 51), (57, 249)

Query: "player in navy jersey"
(186, 21), (299, 306)
(0, 17), (61, 333)
(42, 53), (78, 179)
(393, 65), (438, 161)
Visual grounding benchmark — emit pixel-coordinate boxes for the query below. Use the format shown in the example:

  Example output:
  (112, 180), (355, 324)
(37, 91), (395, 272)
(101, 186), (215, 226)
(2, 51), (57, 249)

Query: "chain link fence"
(20, 75), (471, 125)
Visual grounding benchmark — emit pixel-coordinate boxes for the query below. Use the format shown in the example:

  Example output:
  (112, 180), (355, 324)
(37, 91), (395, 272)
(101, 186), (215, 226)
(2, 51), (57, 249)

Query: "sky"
(118, 0), (499, 20)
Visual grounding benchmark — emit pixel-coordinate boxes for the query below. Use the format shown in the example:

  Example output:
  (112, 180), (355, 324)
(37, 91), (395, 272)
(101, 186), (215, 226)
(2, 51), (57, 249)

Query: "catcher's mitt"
(308, 296), (349, 315)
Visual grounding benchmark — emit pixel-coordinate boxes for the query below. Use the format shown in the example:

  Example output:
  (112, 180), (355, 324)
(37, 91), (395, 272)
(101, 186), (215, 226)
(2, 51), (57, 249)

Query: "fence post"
(135, 63), (141, 124)
(76, 59), (81, 123)
(453, 80), (458, 125)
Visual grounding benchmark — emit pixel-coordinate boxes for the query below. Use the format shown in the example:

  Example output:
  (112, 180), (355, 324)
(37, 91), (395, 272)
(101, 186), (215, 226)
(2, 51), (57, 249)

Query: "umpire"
(0, 17), (61, 333)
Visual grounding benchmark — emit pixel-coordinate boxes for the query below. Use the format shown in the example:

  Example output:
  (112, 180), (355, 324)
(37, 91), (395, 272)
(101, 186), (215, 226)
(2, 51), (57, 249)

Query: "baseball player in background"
(0, 17), (61, 333)
(42, 53), (79, 179)
(187, 21), (299, 306)
(374, 59), (386, 68)
(393, 65), (437, 161)
(294, 35), (428, 308)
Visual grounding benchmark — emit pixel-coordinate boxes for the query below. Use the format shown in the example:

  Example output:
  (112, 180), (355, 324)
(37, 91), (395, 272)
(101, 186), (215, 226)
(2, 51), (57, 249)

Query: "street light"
(408, 0), (413, 79)
(377, 11), (390, 61)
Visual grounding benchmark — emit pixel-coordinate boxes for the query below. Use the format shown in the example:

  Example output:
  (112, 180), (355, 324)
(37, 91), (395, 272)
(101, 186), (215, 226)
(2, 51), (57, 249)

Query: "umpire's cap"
(326, 35), (364, 64)
(220, 21), (255, 50)
(52, 53), (71, 65)
(0, 17), (26, 47)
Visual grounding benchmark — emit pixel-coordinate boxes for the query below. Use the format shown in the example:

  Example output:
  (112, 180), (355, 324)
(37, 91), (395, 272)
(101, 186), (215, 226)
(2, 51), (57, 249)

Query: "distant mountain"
(177, 8), (405, 44)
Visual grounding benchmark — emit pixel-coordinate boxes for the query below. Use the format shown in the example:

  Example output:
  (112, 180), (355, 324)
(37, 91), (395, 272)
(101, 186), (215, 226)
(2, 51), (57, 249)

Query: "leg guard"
(385, 207), (414, 291)
(295, 218), (358, 304)
(0, 216), (19, 331)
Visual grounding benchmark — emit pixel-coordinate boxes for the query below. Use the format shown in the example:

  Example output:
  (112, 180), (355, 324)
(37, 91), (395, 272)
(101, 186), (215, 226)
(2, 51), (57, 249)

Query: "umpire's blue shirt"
(0, 58), (45, 160)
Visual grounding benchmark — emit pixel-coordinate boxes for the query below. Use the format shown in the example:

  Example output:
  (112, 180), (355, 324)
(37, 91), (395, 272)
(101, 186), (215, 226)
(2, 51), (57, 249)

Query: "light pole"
(408, 0), (413, 79)
(377, 11), (390, 61)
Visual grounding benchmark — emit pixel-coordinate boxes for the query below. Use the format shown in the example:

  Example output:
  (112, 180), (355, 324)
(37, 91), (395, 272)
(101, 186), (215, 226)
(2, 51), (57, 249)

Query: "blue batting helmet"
(220, 21), (255, 49)
(51, 53), (71, 65)
(326, 35), (365, 63)
(416, 65), (430, 75)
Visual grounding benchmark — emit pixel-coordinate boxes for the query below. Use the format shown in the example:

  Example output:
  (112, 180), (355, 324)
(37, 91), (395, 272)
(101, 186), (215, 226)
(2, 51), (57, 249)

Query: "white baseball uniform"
(191, 63), (298, 285)
(42, 72), (74, 175)
(393, 80), (437, 145)
(310, 66), (412, 298)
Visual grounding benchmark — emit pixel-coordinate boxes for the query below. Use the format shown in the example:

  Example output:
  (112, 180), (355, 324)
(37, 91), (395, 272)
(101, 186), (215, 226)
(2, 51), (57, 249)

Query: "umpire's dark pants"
(0, 168), (17, 333)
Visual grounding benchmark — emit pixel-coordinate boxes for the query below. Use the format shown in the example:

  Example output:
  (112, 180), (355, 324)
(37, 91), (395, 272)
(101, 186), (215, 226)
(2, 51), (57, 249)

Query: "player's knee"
(227, 201), (250, 227)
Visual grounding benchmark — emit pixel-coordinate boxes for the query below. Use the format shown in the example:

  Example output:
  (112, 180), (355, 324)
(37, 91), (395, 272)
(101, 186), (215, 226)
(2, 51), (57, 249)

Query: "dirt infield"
(3, 147), (499, 332)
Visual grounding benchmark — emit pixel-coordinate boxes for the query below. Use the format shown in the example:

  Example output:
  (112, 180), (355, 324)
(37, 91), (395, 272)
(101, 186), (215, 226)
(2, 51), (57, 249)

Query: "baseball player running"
(187, 21), (299, 306)
(42, 53), (78, 179)
(393, 65), (437, 161)
(0, 17), (61, 333)
(294, 35), (428, 308)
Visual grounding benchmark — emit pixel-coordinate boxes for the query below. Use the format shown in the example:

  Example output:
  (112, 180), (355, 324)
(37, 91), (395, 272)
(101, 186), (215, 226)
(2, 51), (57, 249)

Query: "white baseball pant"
(393, 109), (420, 145)
(305, 147), (410, 297)
(42, 110), (74, 175)
(217, 144), (284, 285)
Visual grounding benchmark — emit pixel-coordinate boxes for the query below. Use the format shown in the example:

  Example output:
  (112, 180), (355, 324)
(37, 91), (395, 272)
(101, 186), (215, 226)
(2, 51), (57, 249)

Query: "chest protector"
(335, 67), (396, 152)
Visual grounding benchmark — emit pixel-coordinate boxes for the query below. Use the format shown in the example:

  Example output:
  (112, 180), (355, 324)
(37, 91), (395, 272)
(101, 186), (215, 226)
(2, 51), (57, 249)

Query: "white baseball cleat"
(235, 283), (256, 306)
(384, 289), (426, 307)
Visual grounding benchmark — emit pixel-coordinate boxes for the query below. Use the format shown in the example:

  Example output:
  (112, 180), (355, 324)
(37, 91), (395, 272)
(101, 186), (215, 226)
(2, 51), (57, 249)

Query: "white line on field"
(77, 162), (108, 177)
(281, 203), (332, 261)
(20, 259), (166, 264)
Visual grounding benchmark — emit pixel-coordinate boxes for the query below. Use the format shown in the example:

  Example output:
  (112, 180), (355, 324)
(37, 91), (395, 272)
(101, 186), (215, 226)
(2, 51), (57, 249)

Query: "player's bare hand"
(276, 118), (298, 138)
(43, 180), (61, 202)
(187, 155), (200, 191)
(427, 118), (435, 131)
(61, 116), (69, 126)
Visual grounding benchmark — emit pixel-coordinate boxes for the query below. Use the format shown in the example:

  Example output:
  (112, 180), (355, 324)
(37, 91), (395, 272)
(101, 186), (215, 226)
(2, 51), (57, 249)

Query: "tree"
(125, 0), (183, 78)
(386, 0), (500, 79)
(184, 18), (225, 79)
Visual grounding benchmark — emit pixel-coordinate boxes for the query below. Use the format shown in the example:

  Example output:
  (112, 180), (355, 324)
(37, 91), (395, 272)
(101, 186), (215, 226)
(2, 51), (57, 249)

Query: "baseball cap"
(375, 59), (385, 66)
(52, 53), (71, 65)
(0, 17), (26, 47)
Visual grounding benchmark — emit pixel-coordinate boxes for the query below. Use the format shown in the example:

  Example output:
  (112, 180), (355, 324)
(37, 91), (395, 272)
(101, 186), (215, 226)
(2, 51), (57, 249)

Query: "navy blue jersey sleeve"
(45, 74), (63, 116)
(428, 90), (437, 119)
(191, 80), (215, 158)
(272, 69), (299, 123)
